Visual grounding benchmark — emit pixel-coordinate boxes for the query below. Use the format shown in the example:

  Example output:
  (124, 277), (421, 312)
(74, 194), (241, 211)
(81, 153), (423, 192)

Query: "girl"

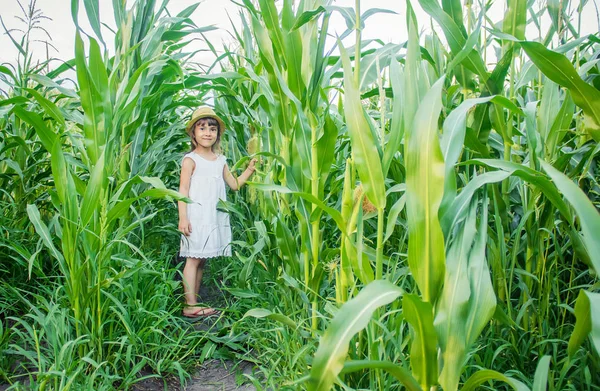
(178, 106), (257, 318)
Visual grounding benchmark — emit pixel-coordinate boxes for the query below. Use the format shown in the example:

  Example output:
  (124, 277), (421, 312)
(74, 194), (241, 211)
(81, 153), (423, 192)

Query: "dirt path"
(185, 360), (256, 391)
(130, 359), (256, 390)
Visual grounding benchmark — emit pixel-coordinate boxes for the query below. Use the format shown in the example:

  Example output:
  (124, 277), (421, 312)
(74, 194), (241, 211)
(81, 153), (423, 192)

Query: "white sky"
(0, 0), (599, 72)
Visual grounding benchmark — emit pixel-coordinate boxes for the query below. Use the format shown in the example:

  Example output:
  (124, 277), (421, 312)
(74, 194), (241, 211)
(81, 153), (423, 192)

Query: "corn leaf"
(405, 77), (446, 303)
(462, 369), (531, 391)
(26, 204), (64, 263)
(80, 152), (105, 227)
(436, 204), (477, 391)
(243, 308), (297, 329)
(568, 290), (600, 357)
(403, 294), (438, 389)
(12, 106), (58, 152)
(532, 356), (552, 391)
(339, 40), (386, 209)
(521, 41), (600, 141)
(540, 160), (600, 275)
(307, 280), (403, 391)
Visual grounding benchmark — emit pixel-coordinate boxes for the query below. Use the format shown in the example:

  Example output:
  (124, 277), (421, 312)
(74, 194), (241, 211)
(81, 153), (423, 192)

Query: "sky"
(0, 0), (599, 73)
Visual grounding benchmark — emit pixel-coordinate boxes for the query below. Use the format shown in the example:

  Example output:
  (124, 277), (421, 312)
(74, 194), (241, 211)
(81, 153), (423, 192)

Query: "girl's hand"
(178, 218), (192, 236)
(247, 157), (259, 172)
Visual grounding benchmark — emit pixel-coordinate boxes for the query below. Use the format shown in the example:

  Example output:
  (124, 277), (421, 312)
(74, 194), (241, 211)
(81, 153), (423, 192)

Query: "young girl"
(178, 106), (257, 318)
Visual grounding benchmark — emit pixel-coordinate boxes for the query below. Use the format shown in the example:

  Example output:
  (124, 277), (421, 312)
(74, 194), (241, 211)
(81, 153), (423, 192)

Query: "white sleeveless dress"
(179, 151), (232, 259)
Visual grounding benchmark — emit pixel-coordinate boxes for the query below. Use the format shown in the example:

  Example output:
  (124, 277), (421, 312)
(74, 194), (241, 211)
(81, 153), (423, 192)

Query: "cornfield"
(1, 0), (599, 390)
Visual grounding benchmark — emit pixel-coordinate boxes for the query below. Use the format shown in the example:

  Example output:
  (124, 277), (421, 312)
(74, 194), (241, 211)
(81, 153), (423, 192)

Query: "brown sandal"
(182, 307), (220, 318)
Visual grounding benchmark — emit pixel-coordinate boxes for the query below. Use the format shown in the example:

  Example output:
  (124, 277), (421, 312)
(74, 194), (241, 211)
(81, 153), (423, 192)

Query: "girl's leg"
(195, 258), (207, 298)
(182, 257), (217, 317)
(182, 257), (201, 305)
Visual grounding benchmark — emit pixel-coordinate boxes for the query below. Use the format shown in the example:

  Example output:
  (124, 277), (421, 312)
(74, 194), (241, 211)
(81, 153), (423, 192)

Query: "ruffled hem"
(179, 248), (232, 259)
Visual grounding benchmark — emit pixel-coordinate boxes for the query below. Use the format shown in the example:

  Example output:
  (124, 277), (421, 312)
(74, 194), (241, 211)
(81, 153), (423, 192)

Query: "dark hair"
(189, 117), (221, 152)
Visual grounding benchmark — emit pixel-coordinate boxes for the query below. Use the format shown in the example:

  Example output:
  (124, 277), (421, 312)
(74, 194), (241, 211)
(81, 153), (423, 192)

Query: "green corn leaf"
(88, 37), (111, 121)
(441, 170), (512, 236)
(0, 17), (26, 56)
(316, 114), (339, 181)
(24, 88), (66, 128)
(0, 96), (28, 107)
(462, 369), (531, 391)
(470, 159), (592, 268)
(445, 7), (483, 75)
(257, 0), (286, 66)
(243, 308), (297, 329)
(338, 40), (386, 209)
(248, 182), (346, 235)
(107, 189), (191, 224)
(50, 140), (79, 224)
(436, 203), (477, 391)
(503, 0), (527, 41)
(275, 217), (301, 275)
(440, 96), (496, 215)
(383, 58), (404, 176)
(28, 73), (78, 98)
(83, 0), (104, 43)
(12, 105), (58, 152)
(403, 294), (438, 389)
(540, 160), (600, 275)
(384, 194), (406, 243)
(470, 159), (572, 222)
(537, 78), (560, 143)
(80, 152), (105, 227)
(307, 280), (403, 391)
(418, 0), (488, 80)
(360, 8), (397, 23)
(26, 204), (64, 263)
(0, 65), (17, 81)
(75, 31), (105, 164)
(405, 77), (446, 303)
(521, 41), (600, 141)
(532, 356), (552, 391)
(568, 290), (600, 357)
(546, 92), (575, 159)
(292, 6), (326, 30)
(404, 2), (426, 132)
(465, 196), (496, 347)
(540, 161), (600, 274)
(358, 43), (400, 91)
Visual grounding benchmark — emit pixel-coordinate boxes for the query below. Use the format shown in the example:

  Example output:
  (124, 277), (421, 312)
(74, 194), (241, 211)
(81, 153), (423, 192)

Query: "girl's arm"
(178, 157), (195, 236)
(224, 158), (257, 191)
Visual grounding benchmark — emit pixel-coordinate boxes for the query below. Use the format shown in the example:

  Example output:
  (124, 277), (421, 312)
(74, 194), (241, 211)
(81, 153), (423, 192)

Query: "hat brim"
(186, 114), (226, 135)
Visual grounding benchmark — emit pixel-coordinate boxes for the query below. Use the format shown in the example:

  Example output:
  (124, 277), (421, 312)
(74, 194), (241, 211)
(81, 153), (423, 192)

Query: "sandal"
(182, 307), (220, 318)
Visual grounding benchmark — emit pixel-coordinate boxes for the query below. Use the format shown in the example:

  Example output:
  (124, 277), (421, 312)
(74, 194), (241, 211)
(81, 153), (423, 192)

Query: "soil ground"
(130, 360), (256, 391)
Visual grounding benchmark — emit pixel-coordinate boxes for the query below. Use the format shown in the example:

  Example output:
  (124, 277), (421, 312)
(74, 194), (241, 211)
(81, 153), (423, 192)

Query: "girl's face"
(193, 118), (219, 149)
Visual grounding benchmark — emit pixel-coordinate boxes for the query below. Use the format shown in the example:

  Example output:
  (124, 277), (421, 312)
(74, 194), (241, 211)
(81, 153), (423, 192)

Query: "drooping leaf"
(521, 41), (600, 141)
(307, 280), (403, 391)
(462, 369), (531, 391)
(243, 308), (297, 329)
(568, 290), (600, 357)
(540, 160), (600, 275)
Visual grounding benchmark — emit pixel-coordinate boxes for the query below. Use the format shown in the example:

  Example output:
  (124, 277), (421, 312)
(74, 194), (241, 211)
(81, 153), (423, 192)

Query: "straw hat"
(185, 106), (226, 135)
